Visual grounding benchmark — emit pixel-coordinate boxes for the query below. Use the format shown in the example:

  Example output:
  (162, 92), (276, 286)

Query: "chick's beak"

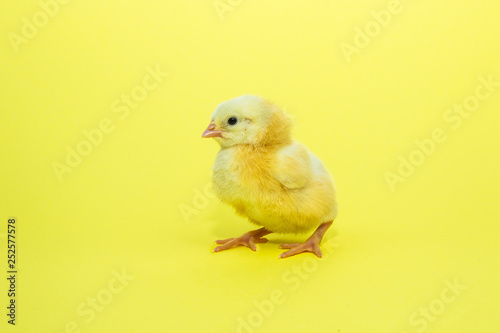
(202, 121), (223, 138)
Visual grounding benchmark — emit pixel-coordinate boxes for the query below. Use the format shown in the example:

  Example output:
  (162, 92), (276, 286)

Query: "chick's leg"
(213, 227), (272, 253)
(279, 221), (333, 259)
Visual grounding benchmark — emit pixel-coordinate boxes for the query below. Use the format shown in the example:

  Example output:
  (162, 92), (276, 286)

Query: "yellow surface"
(1, 1), (499, 332)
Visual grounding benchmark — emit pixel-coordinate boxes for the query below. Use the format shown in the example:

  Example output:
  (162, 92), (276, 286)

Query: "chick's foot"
(213, 227), (272, 253)
(279, 221), (333, 259)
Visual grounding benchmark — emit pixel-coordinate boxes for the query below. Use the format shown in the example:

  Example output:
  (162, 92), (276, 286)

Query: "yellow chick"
(202, 95), (338, 258)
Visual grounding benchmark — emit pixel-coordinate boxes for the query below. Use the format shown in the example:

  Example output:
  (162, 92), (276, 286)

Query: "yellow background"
(1, 0), (499, 332)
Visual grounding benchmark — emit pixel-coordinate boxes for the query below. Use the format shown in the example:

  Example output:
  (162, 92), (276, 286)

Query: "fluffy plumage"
(203, 95), (338, 258)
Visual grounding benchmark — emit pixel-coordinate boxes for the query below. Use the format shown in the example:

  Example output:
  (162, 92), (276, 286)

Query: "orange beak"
(202, 121), (223, 138)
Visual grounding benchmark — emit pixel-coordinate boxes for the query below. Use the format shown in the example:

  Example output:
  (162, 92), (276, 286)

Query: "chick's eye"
(228, 117), (238, 125)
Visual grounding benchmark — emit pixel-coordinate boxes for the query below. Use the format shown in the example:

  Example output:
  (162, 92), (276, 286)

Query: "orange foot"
(213, 227), (272, 253)
(279, 221), (333, 259)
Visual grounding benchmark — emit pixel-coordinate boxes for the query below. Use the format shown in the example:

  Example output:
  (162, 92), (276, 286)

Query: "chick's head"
(202, 95), (292, 148)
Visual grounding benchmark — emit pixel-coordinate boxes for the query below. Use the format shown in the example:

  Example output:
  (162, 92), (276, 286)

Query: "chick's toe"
(213, 227), (271, 253)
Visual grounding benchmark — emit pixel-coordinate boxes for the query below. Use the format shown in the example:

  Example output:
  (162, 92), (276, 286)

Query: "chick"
(202, 95), (338, 258)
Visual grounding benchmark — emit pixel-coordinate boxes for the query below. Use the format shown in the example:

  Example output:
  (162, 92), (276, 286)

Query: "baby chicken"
(202, 95), (338, 258)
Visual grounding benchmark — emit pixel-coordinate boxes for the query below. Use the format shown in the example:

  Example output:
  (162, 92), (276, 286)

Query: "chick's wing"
(272, 141), (313, 190)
